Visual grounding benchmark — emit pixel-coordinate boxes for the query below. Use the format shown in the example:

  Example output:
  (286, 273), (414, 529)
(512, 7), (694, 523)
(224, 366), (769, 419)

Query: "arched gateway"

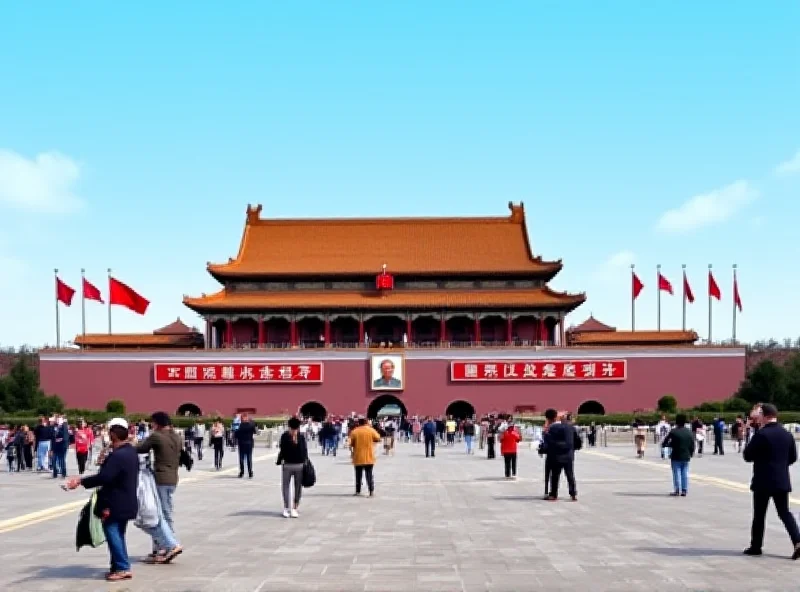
(367, 395), (407, 419)
(445, 400), (476, 419)
(177, 403), (202, 416)
(577, 400), (605, 415)
(299, 401), (327, 421)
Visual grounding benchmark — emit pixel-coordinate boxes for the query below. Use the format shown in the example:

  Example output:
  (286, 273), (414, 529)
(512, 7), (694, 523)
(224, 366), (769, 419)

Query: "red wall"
(40, 349), (745, 417)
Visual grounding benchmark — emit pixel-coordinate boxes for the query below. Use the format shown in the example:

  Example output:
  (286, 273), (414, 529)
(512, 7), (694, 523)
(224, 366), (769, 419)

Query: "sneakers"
(282, 509), (290, 518)
(290, 509), (299, 518)
(743, 547), (762, 556)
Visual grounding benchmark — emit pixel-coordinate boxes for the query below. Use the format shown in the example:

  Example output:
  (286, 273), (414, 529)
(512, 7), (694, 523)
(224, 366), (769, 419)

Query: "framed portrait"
(370, 354), (405, 391)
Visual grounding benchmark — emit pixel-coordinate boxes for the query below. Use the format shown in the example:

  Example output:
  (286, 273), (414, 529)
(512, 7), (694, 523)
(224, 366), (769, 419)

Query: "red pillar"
(474, 316), (481, 344)
(324, 317), (331, 346)
(538, 318), (544, 344)
(290, 317), (297, 347)
(225, 318), (233, 347)
(506, 315), (513, 344)
(257, 317), (265, 348)
(205, 318), (211, 348)
(406, 316), (413, 344)
(358, 317), (365, 345)
(440, 316), (447, 343)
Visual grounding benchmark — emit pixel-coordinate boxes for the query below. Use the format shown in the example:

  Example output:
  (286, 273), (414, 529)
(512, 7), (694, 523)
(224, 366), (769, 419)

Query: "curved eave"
(568, 330), (699, 346)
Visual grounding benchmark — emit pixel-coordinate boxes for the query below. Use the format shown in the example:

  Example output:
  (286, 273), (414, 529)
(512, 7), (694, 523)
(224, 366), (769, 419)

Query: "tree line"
(0, 358), (64, 416)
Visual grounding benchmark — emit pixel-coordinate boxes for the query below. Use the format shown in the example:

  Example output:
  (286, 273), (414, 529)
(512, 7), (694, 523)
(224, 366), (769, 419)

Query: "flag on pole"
(56, 277), (75, 305)
(632, 272), (644, 299)
(658, 273), (673, 294)
(631, 266), (643, 331)
(708, 271), (721, 300)
(82, 278), (104, 303)
(734, 274), (743, 312)
(109, 277), (150, 315)
(683, 272), (695, 304)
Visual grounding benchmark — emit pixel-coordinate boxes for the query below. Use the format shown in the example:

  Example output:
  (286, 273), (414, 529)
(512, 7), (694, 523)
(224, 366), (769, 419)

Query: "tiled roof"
(568, 330), (698, 346)
(569, 315), (616, 333)
(207, 202), (562, 277)
(183, 286), (586, 312)
(153, 318), (195, 335)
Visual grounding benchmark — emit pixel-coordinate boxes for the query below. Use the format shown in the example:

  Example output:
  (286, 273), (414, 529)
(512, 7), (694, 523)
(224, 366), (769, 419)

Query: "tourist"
(422, 416), (437, 458)
(193, 419), (206, 460)
(542, 411), (581, 501)
(74, 419), (94, 475)
(65, 418), (139, 582)
(712, 416), (725, 455)
(34, 416), (53, 472)
(632, 418), (647, 459)
(236, 412), (257, 478)
(694, 420), (706, 457)
(743, 403), (800, 559)
(463, 418), (475, 454)
(486, 418), (497, 460)
(656, 415), (671, 460)
(136, 412), (184, 564)
(383, 417), (396, 455)
(499, 420), (521, 479)
(276, 417), (308, 518)
(540, 409), (557, 497)
(20, 424), (34, 470)
(210, 418), (225, 469)
(445, 416), (456, 445)
(349, 417), (381, 496)
(660, 413), (694, 496)
(732, 415), (745, 453)
(51, 414), (70, 478)
(231, 413), (241, 451)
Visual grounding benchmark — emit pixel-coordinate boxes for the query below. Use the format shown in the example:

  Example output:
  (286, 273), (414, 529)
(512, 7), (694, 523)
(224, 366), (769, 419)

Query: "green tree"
(737, 360), (789, 408)
(657, 395), (678, 413)
(781, 353), (800, 409)
(1, 358), (44, 412)
(106, 399), (126, 414)
(36, 395), (65, 416)
(723, 397), (751, 413)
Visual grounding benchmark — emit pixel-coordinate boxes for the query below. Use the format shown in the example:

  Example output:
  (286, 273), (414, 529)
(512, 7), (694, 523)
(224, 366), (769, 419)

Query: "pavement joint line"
(0, 451), (278, 534)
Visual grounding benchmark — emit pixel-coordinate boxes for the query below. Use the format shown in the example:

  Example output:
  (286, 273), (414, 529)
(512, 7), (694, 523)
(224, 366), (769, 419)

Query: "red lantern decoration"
(376, 264), (394, 290)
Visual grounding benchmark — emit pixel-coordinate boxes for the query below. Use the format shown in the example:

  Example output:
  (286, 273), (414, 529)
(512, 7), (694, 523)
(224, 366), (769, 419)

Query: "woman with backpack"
(276, 417), (309, 518)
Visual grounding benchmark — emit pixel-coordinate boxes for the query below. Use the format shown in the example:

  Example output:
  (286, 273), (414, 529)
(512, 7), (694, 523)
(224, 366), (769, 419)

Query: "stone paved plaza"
(2, 439), (800, 591)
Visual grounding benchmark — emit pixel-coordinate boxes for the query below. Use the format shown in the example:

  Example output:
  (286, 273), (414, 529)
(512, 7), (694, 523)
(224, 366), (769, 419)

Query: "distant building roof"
(569, 315), (616, 333)
(153, 318), (195, 335)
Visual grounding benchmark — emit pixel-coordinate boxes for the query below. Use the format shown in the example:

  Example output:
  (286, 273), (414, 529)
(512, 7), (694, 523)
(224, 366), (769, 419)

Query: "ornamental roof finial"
(246, 204), (263, 223)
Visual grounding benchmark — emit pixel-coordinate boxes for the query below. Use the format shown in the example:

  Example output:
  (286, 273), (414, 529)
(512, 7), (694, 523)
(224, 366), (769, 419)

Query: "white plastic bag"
(134, 467), (159, 529)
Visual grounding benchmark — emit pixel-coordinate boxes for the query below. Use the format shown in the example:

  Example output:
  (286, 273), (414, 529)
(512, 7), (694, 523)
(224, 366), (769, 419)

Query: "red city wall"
(40, 350), (745, 417)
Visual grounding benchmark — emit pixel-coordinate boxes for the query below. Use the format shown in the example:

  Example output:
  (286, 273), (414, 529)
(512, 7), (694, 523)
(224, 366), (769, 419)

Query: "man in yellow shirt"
(349, 418), (382, 497)
(446, 417), (457, 446)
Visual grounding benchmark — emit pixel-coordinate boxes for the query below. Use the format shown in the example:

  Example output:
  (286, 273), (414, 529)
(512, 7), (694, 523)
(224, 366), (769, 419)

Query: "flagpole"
(656, 264), (661, 331)
(732, 264), (738, 344)
(682, 264), (687, 331)
(631, 264), (636, 331)
(708, 263), (713, 344)
(81, 268), (86, 340)
(107, 268), (112, 334)
(54, 268), (61, 349)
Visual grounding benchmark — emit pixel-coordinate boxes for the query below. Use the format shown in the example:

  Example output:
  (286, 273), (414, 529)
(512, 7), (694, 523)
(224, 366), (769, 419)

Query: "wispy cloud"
(775, 150), (800, 176)
(655, 180), (759, 233)
(592, 250), (635, 283)
(0, 149), (84, 213)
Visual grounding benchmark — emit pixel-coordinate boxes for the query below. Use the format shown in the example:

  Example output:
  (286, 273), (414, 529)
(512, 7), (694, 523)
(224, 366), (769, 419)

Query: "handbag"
(301, 459), (316, 488)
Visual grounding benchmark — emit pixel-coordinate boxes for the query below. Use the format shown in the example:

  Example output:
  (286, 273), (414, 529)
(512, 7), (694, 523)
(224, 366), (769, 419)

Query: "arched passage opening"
(445, 400), (476, 419)
(577, 400), (605, 415)
(177, 403), (202, 417)
(299, 401), (327, 421)
(367, 394), (407, 419)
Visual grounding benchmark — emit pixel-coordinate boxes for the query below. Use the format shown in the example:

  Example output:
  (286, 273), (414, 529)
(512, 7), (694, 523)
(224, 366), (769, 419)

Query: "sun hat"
(108, 417), (128, 430)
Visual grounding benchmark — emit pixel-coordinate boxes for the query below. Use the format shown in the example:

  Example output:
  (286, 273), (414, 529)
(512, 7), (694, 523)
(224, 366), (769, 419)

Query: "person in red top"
(74, 419), (95, 475)
(500, 419), (522, 479)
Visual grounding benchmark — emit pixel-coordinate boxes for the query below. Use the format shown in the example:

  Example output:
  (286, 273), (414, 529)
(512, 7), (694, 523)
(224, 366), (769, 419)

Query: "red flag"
(632, 272), (644, 300)
(56, 277), (75, 306)
(683, 273), (695, 303)
(109, 277), (149, 315)
(734, 275), (743, 312)
(82, 278), (104, 303)
(658, 273), (673, 295)
(708, 271), (721, 300)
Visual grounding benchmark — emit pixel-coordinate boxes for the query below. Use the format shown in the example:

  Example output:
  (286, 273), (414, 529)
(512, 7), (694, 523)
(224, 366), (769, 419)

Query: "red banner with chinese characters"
(153, 363), (323, 384)
(450, 360), (627, 382)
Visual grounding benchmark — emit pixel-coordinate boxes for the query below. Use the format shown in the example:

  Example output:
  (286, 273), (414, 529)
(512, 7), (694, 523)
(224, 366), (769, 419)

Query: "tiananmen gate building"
(39, 203), (746, 418)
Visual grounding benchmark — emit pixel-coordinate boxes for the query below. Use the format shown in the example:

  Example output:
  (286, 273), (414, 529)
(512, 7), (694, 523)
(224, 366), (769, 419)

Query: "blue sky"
(0, 1), (797, 348)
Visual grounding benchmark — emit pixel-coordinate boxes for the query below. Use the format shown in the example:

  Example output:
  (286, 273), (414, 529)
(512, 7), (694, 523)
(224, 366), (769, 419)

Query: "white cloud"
(592, 250), (635, 283)
(603, 250), (635, 269)
(775, 150), (800, 176)
(0, 149), (84, 213)
(655, 180), (759, 233)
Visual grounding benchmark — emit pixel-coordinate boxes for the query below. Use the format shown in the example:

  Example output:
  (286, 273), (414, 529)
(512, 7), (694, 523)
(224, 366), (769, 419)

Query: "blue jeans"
(671, 460), (689, 493)
(465, 435), (474, 454)
(103, 520), (131, 572)
(157, 485), (177, 535)
(52, 448), (67, 477)
(36, 441), (50, 470)
(145, 485), (179, 552)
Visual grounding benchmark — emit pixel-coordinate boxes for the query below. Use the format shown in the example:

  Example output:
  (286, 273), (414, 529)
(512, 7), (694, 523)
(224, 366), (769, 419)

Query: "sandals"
(105, 571), (132, 581)
(144, 545), (182, 564)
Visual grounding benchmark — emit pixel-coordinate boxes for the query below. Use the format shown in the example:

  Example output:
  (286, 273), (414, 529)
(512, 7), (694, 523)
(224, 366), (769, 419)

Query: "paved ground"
(1, 438), (800, 591)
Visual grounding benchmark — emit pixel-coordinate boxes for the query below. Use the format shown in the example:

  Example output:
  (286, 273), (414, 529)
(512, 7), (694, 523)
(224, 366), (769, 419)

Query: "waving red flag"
(109, 277), (149, 315)
(683, 272), (695, 303)
(632, 272), (644, 300)
(708, 271), (721, 300)
(658, 273), (673, 295)
(56, 277), (75, 306)
(82, 278), (104, 303)
(734, 275), (743, 312)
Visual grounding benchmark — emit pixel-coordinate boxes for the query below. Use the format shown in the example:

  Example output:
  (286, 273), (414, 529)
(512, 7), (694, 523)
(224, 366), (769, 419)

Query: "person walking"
(276, 417), (308, 518)
(540, 409), (557, 498)
(500, 420), (521, 479)
(542, 411), (581, 501)
(136, 412), (184, 564)
(486, 419), (497, 460)
(65, 418), (139, 582)
(50, 414), (70, 478)
(74, 419), (94, 475)
(236, 412), (257, 478)
(661, 413), (694, 496)
(349, 418), (381, 497)
(34, 417), (53, 472)
(422, 417), (437, 458)
(713, 416), (725, 455)
(193, 420), (206, 461)
(210, 418), (225, 469)
(463, 419), (475, 455)
(743, 404), (800, 559)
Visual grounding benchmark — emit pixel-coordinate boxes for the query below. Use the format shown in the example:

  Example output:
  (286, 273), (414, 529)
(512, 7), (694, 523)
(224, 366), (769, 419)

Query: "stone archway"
(299, 401), (327, 421)
(367, 394), (408, 419)
(445, 400), (476, 419)
(577, 400), (605, 415)
(177, 402), (202, 417)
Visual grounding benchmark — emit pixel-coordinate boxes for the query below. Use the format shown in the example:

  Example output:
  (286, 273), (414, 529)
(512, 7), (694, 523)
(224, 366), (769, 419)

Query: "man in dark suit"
(542, 411), (582, 501)
(743, 403), (800, 559)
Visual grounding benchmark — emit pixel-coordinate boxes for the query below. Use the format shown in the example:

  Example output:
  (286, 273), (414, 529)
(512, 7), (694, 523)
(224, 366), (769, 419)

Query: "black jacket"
(235, 421), (257, 446)
(542, 422), (582, 463)
(662, 427), (694, 462)
(744, 421), (797, 493)
(81, 443), (139, 521)
(276, 432), (308, 465)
